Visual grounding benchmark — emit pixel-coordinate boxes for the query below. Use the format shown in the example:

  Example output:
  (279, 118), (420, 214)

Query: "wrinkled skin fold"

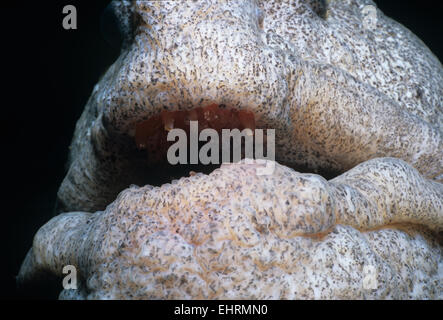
(19, 0), (442, 299)
(19, 159), (442, 299)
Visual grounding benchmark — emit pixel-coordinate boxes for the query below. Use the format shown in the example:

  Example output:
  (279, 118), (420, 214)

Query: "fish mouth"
(129, 103), (275, 188)
(56, 98), (342, 214)
(130, 100), (341, 187)
(135, 103), (257, 164)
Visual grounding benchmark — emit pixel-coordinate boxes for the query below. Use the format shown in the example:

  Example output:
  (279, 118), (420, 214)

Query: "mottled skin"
(19, 0), (443, 299)
(58, 0), (442, 213)
(19, 159), (443, 299)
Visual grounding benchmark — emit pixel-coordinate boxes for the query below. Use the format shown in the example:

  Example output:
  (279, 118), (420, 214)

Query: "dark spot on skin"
(415, 88), (423, 99)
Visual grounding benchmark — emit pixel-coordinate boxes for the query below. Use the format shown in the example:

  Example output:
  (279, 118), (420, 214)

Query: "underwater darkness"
(1, 0), (442, 299)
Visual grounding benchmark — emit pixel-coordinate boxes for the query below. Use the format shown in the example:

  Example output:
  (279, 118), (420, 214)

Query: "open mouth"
(131, 103), (275, 187)
(135, 103), (256, 163)
(17, 0), (443, 301)
(56, 98), (344, 215)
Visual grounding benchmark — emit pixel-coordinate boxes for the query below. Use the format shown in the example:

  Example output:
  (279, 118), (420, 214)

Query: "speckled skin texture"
(19, 0), (443, 299)
(19, 159), (442, 299)
(57, 0), (442, 213)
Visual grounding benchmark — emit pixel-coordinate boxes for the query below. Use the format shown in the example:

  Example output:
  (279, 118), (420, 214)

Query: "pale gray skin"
(18, 158), (443, 299)
(19, 0), (443, 299)
(57, 0), (442, 213)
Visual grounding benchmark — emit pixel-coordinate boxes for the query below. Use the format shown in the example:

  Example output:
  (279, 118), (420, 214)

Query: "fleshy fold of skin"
(20, 0), (443, 299)
(19, 158), (442, 299)
(57, 0), (442, 213)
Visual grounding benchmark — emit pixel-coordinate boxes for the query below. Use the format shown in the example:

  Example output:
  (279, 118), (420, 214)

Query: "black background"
(1, 0), (442, 300)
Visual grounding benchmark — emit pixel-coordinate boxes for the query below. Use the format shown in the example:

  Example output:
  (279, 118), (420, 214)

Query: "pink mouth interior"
(135, 104), (256, 163)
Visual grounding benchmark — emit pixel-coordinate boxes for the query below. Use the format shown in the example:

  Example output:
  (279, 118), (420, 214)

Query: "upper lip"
(56, 0), (443, 214)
